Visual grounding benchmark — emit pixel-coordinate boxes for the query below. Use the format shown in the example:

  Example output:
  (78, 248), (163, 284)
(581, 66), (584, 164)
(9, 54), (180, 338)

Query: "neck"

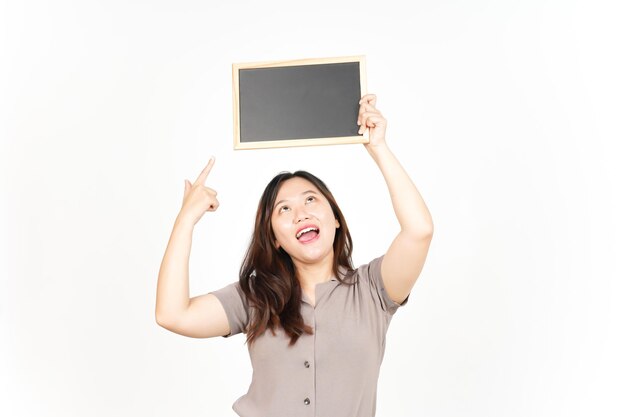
(293, 252), (335, 289)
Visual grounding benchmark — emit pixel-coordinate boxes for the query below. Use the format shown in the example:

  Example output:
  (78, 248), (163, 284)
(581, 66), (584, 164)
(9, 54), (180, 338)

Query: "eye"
(278, 205), (290, 214)
(305, 196), (316, 203)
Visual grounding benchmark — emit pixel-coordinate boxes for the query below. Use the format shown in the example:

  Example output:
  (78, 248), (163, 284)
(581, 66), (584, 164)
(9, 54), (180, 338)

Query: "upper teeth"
(296, 227), (318, 239)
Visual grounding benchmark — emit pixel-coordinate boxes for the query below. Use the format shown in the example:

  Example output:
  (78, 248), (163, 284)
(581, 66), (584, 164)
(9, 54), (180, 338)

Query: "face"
(271, 177), (340, 267)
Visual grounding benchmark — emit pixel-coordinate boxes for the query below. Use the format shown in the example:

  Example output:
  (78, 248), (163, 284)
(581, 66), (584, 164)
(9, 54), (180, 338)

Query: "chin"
(293, 248), (334, 265)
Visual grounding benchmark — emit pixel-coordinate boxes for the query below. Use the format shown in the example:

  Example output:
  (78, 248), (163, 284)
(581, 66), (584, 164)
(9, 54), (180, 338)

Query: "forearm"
(155, 215), (194, 324)
(367, 144), (433, 237)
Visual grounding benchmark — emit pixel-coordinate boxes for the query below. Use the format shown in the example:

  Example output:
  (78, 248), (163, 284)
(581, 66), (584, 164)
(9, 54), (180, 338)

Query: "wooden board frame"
(232, 55), (368, 150)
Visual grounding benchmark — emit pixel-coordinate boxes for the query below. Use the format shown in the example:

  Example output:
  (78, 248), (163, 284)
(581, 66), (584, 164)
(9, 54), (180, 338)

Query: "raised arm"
(155, 157), (231, 338)
(357, 94), (434, 304)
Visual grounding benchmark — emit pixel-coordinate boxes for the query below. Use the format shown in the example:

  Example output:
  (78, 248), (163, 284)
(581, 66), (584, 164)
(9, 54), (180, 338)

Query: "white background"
(1, 0), (625, 416)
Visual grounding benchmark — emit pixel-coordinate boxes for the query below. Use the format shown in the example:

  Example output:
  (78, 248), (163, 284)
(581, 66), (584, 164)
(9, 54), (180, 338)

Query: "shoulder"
(339, 256), (383, 282)
(212, 280), (245, 301)
(344, 256), (384, 282)
(210, 280), (252, 337)
(351, 255), (408, 315)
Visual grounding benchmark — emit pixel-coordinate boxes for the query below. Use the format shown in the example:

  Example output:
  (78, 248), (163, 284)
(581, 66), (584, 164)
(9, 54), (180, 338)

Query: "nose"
(293, 205), (310, 223)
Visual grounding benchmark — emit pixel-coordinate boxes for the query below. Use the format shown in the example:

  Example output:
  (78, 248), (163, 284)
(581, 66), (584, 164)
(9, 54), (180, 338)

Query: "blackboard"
(232, 56), (367, 150)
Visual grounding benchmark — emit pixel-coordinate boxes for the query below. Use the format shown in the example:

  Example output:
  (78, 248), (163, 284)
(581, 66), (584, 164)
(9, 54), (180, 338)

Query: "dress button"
(304, 361), (310, 368)
(304, 398), (311, 405)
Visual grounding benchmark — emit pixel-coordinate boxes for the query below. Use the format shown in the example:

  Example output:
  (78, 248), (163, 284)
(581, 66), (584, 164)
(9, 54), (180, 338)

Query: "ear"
(335, 219), (340, 228)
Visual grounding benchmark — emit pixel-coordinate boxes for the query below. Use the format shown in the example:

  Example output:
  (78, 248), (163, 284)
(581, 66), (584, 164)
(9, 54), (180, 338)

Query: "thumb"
(184, 179), (191, 199)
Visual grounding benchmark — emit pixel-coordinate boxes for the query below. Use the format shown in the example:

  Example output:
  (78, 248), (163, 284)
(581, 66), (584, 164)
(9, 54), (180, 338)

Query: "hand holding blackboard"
(233, 56), (368, 150)
(357, 93), (387, 151)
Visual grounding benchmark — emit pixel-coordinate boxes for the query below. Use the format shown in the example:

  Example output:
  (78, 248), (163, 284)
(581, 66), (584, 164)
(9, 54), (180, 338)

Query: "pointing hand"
(179, 157), (219, 226)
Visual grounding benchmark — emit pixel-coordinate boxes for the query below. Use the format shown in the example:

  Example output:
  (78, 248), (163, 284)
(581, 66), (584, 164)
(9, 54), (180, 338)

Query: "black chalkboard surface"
(232, 56), (367, 150)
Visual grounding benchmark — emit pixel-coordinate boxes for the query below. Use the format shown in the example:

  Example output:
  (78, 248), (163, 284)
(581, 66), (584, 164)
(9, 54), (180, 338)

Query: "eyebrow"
(274, 190), (319, 210)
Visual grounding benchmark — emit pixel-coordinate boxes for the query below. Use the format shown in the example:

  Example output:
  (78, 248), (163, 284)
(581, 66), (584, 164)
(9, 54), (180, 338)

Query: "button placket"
(302, 304), (315, 411)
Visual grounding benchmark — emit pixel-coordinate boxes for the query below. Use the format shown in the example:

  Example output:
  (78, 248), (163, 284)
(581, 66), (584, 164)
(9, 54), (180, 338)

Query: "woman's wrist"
(366, 140), (392, 163)
(174, 212), (196, 231)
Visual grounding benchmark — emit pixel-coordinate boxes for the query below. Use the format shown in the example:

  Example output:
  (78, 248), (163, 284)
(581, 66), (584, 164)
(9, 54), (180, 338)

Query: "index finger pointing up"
(194, 156), (215, 186)
(359, 94), (377, 106)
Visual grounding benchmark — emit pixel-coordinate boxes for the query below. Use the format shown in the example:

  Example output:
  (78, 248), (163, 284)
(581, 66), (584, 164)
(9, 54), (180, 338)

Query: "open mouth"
(296, 226), (319, 242)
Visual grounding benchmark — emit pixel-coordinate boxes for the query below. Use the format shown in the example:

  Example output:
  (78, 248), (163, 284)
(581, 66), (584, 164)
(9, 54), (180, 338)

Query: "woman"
(155, 94), (434, 416)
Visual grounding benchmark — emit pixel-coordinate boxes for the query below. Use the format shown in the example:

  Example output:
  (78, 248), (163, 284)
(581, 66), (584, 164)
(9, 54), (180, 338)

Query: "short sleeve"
(210, 281), (250, 338)
(363, 255), (409, 316)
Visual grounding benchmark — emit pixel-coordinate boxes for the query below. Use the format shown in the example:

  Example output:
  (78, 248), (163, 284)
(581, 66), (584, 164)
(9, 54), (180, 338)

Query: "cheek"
(271, 220), (290, 244)
(320, 207), (336, 225)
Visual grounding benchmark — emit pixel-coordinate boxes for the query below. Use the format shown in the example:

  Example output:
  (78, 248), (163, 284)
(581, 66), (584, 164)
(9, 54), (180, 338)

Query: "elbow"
(416, 230), (433, 244)
(155, 302), (187, 330)
(403, 211), (434, 240)
(422, 216), (435, 237)
(155, 310), (166, 328)
(155, 309), (174, 329)
(423, 215), (434, 237)
(406, 222), (434, 241)
(423, 222), (434, 239)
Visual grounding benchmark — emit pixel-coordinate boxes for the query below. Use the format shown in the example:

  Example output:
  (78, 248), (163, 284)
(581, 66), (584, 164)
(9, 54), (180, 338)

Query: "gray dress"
(211, 255), (409, 417)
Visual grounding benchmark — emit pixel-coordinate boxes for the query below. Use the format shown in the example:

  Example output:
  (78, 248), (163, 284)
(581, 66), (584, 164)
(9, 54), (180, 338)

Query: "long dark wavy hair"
(239, 171), (355, 346)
